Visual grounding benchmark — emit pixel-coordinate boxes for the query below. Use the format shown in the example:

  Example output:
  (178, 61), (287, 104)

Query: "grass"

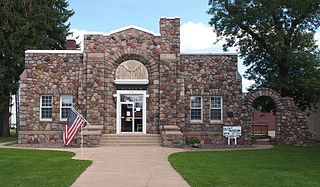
(0, 148), (92, 187)
(0, 130), (17, 144)
(169, 145), (320, 187)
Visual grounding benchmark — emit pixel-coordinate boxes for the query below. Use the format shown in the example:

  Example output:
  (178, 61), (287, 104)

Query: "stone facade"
(19, 18), (313, 147)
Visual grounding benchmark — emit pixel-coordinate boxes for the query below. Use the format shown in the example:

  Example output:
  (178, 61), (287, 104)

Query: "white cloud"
(242, 78), (255, 93)
(180, 22), (217, 52)
(315, 32), (320, 47)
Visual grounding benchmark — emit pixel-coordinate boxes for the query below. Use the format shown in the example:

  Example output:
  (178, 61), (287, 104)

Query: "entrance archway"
(242, 88), (312, 145)
(114, 60), (149, 134)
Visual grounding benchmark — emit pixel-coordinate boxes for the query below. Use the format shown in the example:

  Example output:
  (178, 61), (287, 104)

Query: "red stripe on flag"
(65, 116), (85, 146)
(63, 125), (68, 145)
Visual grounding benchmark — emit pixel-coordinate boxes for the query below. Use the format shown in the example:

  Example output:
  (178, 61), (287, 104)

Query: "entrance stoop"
(99, 134), (161, 146)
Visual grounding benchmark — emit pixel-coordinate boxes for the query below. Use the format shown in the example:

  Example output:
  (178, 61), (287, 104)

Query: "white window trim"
(40, 95), (52, 121)
(60, 95), (73, 121)
(190, 96), (203, 122)
(210, 96), (223, 123)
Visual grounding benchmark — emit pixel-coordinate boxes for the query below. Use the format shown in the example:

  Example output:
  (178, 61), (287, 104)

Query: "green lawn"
(169, 146), (320, 187)
(0, 148), (92, 187)
(0, 130), (17, 143)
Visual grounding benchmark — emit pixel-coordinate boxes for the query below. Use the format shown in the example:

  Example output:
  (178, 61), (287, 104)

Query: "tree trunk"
(279, 58), (290, 97)
(0, 97), (10, 137)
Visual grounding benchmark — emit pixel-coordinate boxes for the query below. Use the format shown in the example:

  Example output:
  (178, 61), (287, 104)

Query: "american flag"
(63, 108), (86, 146)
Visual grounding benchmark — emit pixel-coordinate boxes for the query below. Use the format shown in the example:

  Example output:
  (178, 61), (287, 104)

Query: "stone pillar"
(160, 18), (180, 54)
(83, 52), (106, 127)
(159, 54), (184, 147)
(159, 17), (184, 147)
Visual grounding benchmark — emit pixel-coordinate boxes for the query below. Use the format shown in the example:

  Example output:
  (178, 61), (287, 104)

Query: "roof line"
(181, 52), (238, 56)
(25, 50), (83, 54)
(102, 25), (161, 36)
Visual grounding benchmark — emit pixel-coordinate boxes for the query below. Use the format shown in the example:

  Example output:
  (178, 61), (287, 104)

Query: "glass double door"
(120, 95), (143, 133)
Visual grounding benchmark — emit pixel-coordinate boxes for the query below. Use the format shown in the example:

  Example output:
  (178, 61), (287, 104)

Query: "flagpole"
(71, 106), (92, 126)
(81, 124), (83, 158)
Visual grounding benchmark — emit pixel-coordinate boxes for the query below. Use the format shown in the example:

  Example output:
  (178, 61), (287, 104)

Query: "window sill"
(190, 120), (203, 124)
(210, 120), (223, 124)
(60, 119), (67, 122)
(40, 119), (52, 122)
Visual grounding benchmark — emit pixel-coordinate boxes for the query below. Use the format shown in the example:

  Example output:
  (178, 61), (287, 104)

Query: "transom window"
(190, 96), (202, 120)
(60, 95), (73, 120)
(40, 95), (52, 120)
(210, 96), (223, 121)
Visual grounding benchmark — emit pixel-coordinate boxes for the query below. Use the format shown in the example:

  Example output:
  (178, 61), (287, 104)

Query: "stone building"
(18, 18), (312, 147)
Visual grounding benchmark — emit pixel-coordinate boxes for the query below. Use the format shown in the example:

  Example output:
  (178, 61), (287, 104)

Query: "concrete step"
(100, 139), (161, 144)
(163, 131), (183, 135)
(100, 143), (161, 146)
(163, 125), (180, 130)
(100, 134), (162, 146)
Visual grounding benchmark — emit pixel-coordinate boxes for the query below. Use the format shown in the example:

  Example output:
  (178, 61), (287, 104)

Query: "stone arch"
(241, 87), (312, 145)
(104, 49), (160, 134)
(106, 49), (157, 71)
(243, 88), (283, 143)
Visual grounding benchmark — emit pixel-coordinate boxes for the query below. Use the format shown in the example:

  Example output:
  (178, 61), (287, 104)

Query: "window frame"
(40, 95), (53, 121)
(190, 96), (203, 121)
(60, 95), (73, 121)
(210, 96), (223, 122)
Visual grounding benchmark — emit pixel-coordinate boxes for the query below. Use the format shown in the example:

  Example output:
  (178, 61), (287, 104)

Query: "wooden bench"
(252, 124), (268, 135)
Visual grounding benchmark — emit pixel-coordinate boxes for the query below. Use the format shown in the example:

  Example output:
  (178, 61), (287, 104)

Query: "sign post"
(223, 126), (241, 145)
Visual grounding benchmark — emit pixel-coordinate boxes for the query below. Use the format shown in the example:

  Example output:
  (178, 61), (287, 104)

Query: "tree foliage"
(0, 0), (74, 136)
(252, 96), (276, 112)
(208, 0), (320, 110)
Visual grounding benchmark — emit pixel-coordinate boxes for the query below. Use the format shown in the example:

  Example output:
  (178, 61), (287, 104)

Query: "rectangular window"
(40, 95), (52, 120)
(60, 95), (73, 121)
(190, 96), (202, 120)
(210, 96), (223, 121)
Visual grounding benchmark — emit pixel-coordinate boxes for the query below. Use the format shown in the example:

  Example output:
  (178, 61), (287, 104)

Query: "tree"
(0, 0), (74, 136)
(252, 96), (276, 112)
(208, 0), (320, 110)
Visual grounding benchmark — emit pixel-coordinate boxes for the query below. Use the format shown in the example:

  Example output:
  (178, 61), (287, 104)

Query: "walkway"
(71, 146), (190, 187)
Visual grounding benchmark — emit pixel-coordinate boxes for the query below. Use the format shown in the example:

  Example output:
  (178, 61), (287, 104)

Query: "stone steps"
(100, 134), (162, 146)
(161, 125), (184, 147)
(162, 125), (183, 135)
(82, 125), (103, 135)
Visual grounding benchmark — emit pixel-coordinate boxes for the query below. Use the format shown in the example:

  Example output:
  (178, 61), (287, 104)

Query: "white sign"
(223, 126), (241, 145)
(223, 126), (241, 137)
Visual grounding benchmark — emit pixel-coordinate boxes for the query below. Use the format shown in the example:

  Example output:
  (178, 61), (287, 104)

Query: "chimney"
(66, 39), (77, 50)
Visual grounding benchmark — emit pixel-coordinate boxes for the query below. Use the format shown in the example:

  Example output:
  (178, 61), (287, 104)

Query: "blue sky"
(68, 0), (212, 32)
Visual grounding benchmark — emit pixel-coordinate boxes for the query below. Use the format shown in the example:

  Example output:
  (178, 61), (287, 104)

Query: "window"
(40, 95), (52, 120)
(210, 96), (223, 121)
(60, 95), (73, 120)
(190, 96), (202, 120)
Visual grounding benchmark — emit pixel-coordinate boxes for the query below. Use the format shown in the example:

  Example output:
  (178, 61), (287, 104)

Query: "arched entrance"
(114, 60), (149, 134)
(243, 88), (312, 144)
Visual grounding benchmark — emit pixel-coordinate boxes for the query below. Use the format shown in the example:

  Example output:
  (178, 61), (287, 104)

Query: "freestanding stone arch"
(241, 87), (313, 145)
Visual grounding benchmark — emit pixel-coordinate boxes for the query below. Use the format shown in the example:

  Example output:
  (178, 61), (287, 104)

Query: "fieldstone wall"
(180, 54), (243, 145)
(19, 52), (83, 144)
(242, 87), (313, 145)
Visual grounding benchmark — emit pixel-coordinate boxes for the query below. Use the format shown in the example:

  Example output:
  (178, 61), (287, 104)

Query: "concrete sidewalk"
(71, 146), (190, 187)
